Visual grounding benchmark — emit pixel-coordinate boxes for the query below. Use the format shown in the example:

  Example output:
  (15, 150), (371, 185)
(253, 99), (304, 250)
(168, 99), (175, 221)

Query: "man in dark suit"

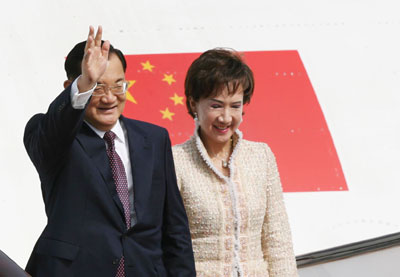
(24, 26), (195, 276)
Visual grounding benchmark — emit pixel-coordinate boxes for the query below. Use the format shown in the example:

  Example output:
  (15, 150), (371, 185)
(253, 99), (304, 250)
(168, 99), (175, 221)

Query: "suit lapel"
(76, 123), (125, 219)
(121, 117), (154, 225)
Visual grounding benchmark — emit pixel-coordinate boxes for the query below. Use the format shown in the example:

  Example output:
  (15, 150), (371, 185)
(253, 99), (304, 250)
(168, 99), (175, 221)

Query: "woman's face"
(191, 86), (244, 147)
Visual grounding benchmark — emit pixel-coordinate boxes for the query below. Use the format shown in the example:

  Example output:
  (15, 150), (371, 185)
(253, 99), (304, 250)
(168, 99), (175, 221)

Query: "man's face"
(84, 53), (126, 131)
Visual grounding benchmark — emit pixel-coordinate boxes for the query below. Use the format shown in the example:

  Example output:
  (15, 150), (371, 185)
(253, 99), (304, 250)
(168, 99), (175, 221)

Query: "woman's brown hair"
(184, 48), (255, 118)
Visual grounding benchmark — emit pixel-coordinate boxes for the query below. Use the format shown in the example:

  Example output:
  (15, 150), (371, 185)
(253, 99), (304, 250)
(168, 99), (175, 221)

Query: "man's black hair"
(64, 40), (127, 80)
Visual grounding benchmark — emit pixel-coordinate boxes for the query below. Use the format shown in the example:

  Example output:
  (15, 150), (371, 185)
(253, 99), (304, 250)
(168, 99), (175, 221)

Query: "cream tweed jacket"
(172, 129), (298, 277)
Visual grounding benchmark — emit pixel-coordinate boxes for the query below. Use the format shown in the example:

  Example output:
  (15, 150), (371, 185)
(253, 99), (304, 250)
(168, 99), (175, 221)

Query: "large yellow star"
(162, 74), (176, 85)
(160, 107), (175, 121)
(126, 80), (137, 104)
(141, 60), (155, 72)
(169, 93), (184, 106)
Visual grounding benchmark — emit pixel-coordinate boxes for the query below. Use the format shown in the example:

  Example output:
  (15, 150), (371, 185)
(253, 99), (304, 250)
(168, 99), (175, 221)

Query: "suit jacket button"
(112, 258), (119, 265)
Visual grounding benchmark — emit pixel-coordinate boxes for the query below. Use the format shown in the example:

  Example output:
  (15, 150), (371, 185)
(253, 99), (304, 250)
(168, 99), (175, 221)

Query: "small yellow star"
(160, 107), (175, 121)
(141, 60), (155, 72)
(169, 93), (184, 106)
(162, 74), (176, 85)
(126, 80), (137, 104)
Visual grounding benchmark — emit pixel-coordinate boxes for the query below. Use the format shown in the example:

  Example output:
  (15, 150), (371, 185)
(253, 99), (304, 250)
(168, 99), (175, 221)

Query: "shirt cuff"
(70, 76), (97, 109)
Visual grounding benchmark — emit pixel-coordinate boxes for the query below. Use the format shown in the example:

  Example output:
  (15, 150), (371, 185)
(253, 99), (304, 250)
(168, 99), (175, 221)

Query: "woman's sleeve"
(261, 145), (298, 276)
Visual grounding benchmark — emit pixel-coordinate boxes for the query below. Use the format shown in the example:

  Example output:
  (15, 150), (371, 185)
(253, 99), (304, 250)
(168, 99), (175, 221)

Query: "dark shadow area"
(0, 250), (30, 277)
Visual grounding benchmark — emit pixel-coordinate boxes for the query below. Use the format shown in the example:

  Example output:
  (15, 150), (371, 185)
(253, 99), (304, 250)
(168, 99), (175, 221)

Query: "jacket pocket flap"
(36, 238), (79, 261)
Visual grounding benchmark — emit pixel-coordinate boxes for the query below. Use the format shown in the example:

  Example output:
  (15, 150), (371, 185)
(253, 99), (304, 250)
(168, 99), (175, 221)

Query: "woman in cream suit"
(172, 49), (298, 277)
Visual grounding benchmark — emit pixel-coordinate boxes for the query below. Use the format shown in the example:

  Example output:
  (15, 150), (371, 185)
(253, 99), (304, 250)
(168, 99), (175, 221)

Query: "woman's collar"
(192, 124), (243, 180)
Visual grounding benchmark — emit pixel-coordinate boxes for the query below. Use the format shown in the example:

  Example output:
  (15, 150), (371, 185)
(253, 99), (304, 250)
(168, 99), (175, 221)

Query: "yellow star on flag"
(160, 107), (175, 121)
(162, 74), (176, 85)
(126, 80), (137, 104)
(169, 93), (184, 105)
(141, 60), (155, 72)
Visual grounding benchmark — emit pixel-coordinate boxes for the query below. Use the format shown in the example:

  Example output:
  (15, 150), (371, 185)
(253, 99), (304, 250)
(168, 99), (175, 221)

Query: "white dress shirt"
(69, 77), (136, 226)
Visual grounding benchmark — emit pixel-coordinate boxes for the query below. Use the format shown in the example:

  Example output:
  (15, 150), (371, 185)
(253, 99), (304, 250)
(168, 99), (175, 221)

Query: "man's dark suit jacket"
(23, 86), (195, 276)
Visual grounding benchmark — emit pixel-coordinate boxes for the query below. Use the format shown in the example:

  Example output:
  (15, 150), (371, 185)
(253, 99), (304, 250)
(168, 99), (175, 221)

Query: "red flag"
(123, 51), (347, 192)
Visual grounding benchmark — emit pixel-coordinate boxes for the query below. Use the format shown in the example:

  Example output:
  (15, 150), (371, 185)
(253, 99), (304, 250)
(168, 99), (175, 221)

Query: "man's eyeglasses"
(92, 81), (128, 97)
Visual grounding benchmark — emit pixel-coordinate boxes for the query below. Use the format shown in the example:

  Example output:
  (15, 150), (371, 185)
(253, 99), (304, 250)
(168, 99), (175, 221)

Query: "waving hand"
(77, 26), (110, 92)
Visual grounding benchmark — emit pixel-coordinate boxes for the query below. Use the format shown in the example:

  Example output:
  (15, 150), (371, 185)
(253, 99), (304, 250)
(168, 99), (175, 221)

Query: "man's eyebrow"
(97, 78), (125, 85)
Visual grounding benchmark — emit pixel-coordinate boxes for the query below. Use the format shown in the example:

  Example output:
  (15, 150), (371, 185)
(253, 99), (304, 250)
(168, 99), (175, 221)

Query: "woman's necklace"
(212, 155), (229, 168)
(209, 139), (232, 169)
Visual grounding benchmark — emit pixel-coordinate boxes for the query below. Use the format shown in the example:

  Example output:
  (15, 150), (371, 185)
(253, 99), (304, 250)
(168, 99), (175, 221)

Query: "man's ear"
(63, 80), (72, 89)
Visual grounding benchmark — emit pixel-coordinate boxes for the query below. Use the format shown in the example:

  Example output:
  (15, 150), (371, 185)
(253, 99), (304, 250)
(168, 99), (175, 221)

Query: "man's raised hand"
(78, 26), (110, 92)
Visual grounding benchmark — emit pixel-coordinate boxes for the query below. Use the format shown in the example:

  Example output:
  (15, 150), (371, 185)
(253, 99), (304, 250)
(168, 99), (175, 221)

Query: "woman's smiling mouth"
(213, 125), (230, 133)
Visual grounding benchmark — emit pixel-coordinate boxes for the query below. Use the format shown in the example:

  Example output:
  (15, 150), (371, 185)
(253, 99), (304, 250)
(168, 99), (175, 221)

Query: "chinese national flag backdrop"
(123, 51), (347, 192)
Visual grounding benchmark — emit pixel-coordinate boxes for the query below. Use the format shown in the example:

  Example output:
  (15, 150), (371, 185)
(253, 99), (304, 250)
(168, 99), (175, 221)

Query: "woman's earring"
(194, 112), (200, 130)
